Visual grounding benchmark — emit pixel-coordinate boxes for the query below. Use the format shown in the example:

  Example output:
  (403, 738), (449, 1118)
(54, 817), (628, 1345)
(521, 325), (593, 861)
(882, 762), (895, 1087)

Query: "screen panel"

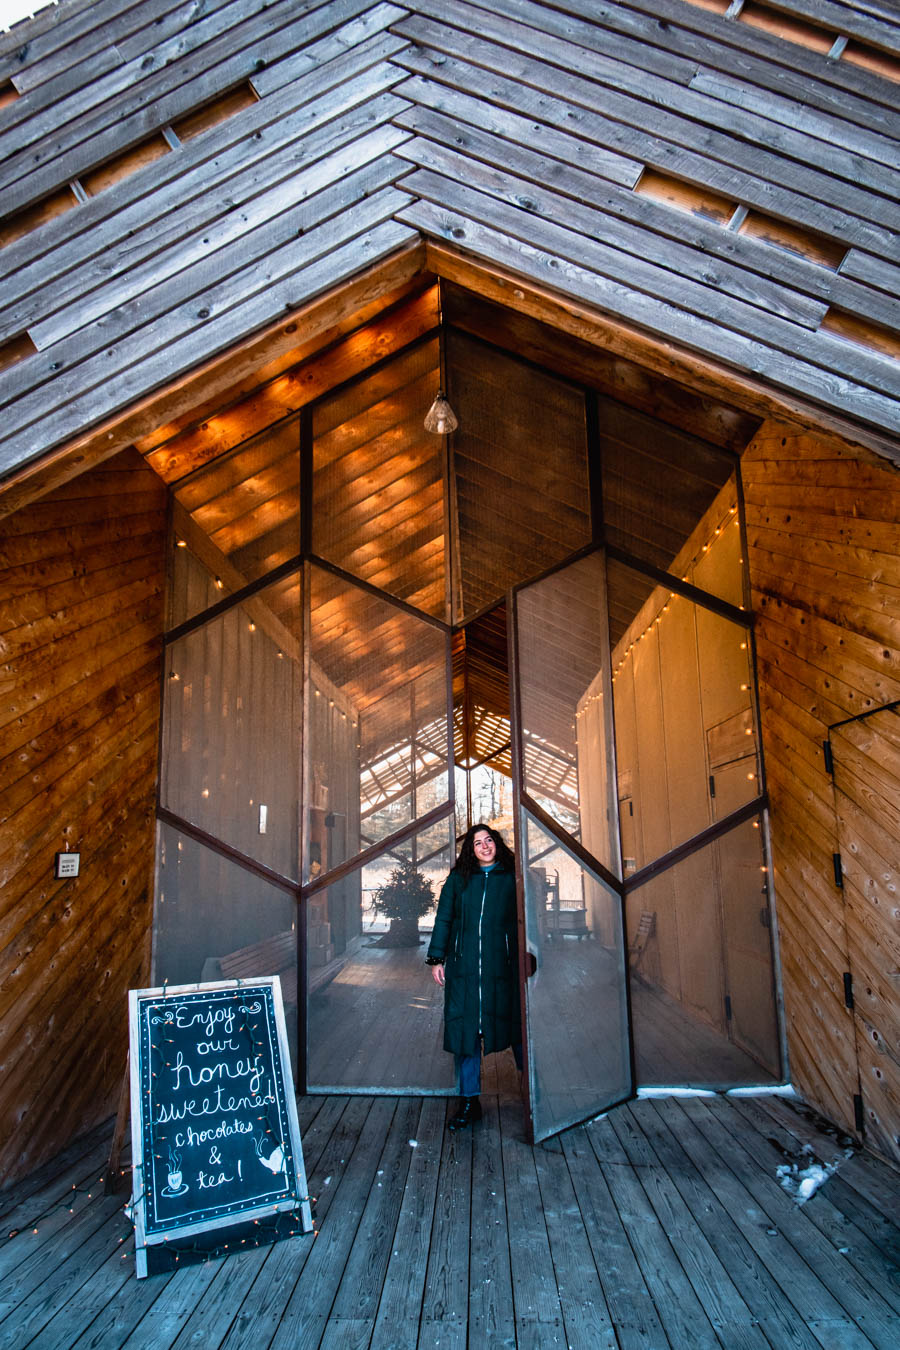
(312, 339), (447, 620)
(625, 813), (780, 1088)
(446, 330), (591, 622)
(305, 815), (456, 1091)
(153, 822), (298, 1065)
(521, 810), (631, 1139)
(171, 418), (301, 625)
(161, 573), (301, 878)
(517, 551), (619, 878)
(608, 558), (758, 869)
(307, 566), (450, 881)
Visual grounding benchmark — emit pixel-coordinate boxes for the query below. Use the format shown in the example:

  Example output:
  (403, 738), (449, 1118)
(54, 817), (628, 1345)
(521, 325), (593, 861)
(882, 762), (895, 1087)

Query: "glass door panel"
(607, 557), (758, 869)
(305, 815), (456, 1092)
(521, 811), (631, 1139)
(514, 551), (632, 1140)
(625, 814), (780, 1087)
(516, 550), (620, 877)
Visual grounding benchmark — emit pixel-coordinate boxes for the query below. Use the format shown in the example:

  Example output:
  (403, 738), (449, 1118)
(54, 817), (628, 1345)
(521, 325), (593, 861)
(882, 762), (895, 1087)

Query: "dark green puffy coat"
(426, 865), (521, 1057)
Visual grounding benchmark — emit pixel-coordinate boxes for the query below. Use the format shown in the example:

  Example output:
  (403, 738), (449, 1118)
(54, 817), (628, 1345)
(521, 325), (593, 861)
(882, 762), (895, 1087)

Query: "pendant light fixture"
(424, 390), (458, 435)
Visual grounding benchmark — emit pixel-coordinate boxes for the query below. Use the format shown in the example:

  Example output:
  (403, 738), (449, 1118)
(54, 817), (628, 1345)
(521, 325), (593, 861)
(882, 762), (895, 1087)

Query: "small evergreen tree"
(372, 859), (434, 946)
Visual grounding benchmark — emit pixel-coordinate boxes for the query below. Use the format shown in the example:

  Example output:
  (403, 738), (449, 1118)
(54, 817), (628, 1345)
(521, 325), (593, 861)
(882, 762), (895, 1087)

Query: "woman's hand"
(431, 963), (445, 986)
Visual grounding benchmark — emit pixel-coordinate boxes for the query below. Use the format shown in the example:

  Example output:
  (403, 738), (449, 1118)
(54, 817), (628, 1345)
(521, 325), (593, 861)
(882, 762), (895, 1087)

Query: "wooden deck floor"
(1, 1076), (898, 1350)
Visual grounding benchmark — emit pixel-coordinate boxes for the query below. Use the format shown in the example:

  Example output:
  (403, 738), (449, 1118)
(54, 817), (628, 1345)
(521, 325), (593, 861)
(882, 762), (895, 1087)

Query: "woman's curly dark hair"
(453, 823), (515, 884)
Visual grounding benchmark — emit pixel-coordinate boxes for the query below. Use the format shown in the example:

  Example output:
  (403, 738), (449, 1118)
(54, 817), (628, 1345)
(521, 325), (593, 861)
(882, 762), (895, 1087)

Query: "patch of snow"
(775, 1141), (854, 1205)
(727, 1084), (798, 1098)
(637, 1086), (716, 1098)
(409, 1139), (418, 1147)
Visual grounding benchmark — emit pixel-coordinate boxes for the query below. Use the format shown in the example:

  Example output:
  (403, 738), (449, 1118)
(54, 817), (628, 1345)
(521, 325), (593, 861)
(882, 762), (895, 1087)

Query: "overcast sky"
(1, 0), (57, 32)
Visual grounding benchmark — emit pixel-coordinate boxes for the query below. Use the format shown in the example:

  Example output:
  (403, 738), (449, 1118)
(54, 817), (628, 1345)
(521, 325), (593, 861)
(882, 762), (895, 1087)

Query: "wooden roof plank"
(0, 0), (378, 206)
(687, 68), (898, 168)
(0, 0), (151, 74)
(19, 113), (410, 350)
(610, 0), (900, 117)
(395, 104), (900, 334)
(5, 0), (233, 97)
(401, 198), (900, 436)
(253, 0), (408, 96)
(395, 11), (898, 216)
(757, 0), (900, 53)
(393, 55), (896, 261)
(0, 30), (405, 287)
(3, 140), (410, 407)
(401, 169), (900, 398)
(0, 0), (331, 164)
(395, 138), (833, 331)
(0, 208), (418, 476)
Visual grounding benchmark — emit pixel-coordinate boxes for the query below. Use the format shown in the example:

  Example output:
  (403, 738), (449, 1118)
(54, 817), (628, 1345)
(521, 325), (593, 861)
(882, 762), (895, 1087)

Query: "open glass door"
(513, 550), (633, 1141)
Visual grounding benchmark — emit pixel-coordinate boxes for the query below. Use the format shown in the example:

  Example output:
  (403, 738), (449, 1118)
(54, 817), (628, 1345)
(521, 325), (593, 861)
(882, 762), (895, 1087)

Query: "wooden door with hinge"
(828, 705), (900, 1167)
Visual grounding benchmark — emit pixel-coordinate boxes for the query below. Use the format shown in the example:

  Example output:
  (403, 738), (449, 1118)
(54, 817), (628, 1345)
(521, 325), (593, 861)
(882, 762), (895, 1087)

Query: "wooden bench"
(202, 930), (352, 999)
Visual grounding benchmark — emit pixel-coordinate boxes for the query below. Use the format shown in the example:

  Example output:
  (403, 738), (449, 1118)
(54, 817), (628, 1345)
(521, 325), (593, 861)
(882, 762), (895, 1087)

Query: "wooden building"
(1, 0), (898, 1193)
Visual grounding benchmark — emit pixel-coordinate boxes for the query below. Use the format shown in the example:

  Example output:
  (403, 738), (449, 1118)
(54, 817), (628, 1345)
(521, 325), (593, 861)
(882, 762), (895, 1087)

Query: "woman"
(426, 824), (522, 1130)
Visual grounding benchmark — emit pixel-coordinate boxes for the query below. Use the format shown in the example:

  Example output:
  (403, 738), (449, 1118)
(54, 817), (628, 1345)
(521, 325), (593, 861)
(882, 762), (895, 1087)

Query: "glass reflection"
(626, 815), (780, 1087)
(521, 811), (631, 1137)
(305, 817), (456, 1090)
(161, 573), (301, 878)
(517, 552), (619, 877)
(608, 559), (758, 868)
(154, 823), (298, 1067)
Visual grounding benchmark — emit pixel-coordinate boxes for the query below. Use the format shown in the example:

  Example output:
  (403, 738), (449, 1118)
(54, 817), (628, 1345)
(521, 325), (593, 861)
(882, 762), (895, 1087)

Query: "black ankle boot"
(448, 1096), (482, 1131)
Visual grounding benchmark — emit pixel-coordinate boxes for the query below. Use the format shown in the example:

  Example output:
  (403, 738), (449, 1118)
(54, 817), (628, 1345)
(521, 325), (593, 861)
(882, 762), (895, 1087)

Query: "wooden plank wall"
(742, 420), (900, 1149)
(0, 448), (167, 1185)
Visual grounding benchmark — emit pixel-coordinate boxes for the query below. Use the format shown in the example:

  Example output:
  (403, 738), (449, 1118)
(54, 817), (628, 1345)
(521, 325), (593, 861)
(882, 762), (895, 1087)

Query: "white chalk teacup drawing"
(256, 1136), (286, 1176)
(162, 1148), (188, 1197)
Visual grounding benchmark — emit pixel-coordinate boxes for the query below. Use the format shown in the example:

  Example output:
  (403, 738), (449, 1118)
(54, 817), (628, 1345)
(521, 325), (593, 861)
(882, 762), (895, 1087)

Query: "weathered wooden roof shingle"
(0, 0), (898, 485)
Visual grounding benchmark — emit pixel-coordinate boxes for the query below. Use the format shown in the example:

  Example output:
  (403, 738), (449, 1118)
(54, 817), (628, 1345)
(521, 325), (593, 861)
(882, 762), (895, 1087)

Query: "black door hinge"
(708, 774), (716, 798)
(823, 739), (834, 776)
(724, 994), (732, 1021)
(853, 1093), (865, 1135)
(843, 971), (854, 1010)
(832, 853), (843, 888)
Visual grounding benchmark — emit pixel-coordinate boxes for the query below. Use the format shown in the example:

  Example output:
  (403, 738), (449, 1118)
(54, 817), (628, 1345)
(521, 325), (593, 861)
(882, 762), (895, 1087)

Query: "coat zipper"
(478, 870), (488, 1035)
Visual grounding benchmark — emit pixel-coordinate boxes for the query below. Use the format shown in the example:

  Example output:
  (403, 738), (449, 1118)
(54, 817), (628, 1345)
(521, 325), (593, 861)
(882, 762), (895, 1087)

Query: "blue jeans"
(456, 1042), (523, 1095)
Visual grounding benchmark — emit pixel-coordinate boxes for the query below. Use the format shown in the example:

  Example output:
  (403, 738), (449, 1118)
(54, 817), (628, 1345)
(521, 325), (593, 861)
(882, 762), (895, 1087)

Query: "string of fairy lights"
(131, 985), (314, 1267)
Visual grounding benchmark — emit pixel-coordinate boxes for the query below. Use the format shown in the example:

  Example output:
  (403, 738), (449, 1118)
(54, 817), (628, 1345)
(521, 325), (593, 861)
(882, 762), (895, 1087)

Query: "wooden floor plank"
(587, 1115), (723, 1350)
(1, 1091), (897, 1349)
(213, 1097), (373, 1350)
(680, 1098), (899, 1350)
(468, 1096), (516, 1348)
(559, 1123), (671, 1350)
(531, 1128), (617, 1349)
(728, 1095), (900, 1314)
(266, 1098), (405, 1350)
(369, 1096), (445, 1350)
(637, 1098), (825, 1350)
(651, 1097), (875, 1350)
(417, 1102), (471, 1350)
(612, 1102), (772, 1350)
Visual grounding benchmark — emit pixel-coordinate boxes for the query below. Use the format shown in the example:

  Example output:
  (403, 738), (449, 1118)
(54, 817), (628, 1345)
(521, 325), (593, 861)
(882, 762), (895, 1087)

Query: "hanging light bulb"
(424, 390), (458, 435)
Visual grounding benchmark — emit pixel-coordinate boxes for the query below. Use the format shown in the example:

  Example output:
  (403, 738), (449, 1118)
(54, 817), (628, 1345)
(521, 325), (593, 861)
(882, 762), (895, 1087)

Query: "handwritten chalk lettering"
(130, 980), (312, 1270)
(154, 1087), (277, 1124)
(170, 1050), (264, 1095)
(175, 1004), (237, 1037)
(197, 1168), (235, 1190)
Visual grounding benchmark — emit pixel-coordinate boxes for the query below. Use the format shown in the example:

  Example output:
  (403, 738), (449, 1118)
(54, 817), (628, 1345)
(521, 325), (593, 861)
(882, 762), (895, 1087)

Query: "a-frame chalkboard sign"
(128, 978), (312, 1278)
